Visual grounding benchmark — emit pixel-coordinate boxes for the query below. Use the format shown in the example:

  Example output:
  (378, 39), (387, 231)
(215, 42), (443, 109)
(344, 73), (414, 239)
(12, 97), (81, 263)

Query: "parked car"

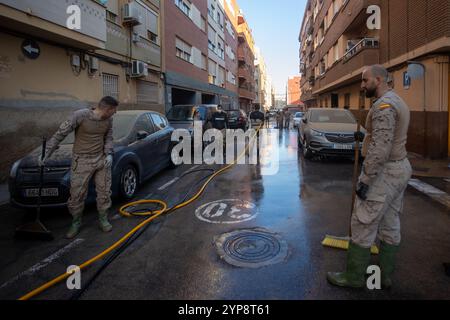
(298, 108), (366, 159)
(227, 109), (248, 130)
(9, 111), (176, 208)
(166, 104), (219, 134)
(293, 112), (305, 128)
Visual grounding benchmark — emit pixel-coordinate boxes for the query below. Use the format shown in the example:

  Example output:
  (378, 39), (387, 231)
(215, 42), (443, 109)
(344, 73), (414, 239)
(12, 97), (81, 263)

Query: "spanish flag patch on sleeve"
(379, 104), (392, 110)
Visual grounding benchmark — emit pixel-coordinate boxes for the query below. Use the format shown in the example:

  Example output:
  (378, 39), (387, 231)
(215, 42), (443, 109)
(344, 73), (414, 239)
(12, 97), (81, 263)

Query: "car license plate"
(24, 188), (59, 197)
(333, 144), (353, 150)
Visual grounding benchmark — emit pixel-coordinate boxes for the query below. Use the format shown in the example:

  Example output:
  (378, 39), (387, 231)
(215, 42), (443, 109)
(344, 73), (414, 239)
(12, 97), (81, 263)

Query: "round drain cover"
(214, 228), (288, 268)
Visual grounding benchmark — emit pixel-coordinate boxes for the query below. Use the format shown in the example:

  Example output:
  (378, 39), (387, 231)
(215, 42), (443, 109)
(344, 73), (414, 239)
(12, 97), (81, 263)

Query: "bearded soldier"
(40, 96), (118, 239)
(327, 65), (412, 289)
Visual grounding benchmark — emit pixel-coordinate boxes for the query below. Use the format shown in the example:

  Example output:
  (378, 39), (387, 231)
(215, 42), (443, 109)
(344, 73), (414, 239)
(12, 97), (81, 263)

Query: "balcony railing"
(343, 38), (379, 62)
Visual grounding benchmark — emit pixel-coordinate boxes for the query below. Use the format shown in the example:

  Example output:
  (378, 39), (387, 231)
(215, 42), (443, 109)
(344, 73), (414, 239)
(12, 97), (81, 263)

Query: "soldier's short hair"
(99, 96), (119, 109)
(369, 65), (389, 83)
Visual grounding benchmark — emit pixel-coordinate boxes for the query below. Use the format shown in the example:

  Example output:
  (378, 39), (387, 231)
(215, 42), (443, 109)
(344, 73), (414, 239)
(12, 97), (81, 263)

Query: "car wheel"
(120, 165), (138, 199)
(168, 143), (179, 169)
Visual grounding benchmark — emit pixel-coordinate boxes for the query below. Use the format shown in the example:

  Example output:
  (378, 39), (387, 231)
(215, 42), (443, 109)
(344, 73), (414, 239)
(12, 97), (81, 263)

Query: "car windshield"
(228, 111), (240, 118)
(61, 114), (137, 145)
(310, 110), (356, 124)
(295, 112), (304, 118)
(167, 106), (206, 121)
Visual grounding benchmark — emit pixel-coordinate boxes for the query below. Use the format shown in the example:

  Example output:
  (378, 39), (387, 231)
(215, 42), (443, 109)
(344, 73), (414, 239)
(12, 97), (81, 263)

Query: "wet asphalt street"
(0, 128), (449, 300)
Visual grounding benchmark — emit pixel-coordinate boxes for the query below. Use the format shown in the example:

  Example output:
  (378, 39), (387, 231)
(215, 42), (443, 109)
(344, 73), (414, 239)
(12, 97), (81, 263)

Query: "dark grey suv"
(298, 108), (365, 159)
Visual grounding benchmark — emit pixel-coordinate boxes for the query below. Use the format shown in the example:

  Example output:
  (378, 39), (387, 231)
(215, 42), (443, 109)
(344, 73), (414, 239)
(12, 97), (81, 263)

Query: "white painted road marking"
(195, 199), (258, 224)
(0, 238), (85, 291)
(158, 177), (179, 191)
(157, 165), (202, 191)
(408, 179), (450, 209)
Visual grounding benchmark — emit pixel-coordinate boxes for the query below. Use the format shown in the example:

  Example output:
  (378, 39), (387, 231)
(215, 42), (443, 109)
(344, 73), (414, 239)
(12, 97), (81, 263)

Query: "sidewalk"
(407, 153), (450, 209)
(408, 152), (450, 179)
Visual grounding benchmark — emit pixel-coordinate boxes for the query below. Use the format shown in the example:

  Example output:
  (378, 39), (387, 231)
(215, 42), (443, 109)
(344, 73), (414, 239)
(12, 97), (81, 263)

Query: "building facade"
(299, 0), (450, 158)
(163, 0), (238, 111)
(236, 10), (256, 113)
(288, 75), (302, 105)
(0, 0), (164, 181)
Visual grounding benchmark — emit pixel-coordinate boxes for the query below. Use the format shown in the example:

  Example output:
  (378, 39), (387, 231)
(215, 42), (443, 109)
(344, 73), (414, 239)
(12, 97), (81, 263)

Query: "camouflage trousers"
(67, 153), (112, 216)
(351, 158), (412, 248)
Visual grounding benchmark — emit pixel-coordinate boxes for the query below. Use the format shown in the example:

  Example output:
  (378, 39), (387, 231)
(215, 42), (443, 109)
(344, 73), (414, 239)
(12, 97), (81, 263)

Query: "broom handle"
(36, 137), (46, 221)
(350, 122), (361, 237)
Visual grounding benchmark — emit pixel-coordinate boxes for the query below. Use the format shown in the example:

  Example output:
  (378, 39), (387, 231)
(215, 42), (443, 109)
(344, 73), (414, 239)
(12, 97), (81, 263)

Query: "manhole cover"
(214, 228), (288, 268)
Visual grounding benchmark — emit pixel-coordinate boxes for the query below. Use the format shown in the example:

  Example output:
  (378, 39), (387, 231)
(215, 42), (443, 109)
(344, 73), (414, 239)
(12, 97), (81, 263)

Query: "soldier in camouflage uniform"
(327, 65), (412, 289)
(40, 96), (118, 239)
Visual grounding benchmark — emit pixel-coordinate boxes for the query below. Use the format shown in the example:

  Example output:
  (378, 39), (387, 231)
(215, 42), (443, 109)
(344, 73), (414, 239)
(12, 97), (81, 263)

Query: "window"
(201, 17), (206, 32)
(148, 31), (158, 44)
(201, 54), (207, 70)
(217, 42), (224, 59)
(176, 37), (192, 63)
(150, 114), (167, 131)
(106, 11), (117, 23)
(334, 43), (339, 62)
(102, 73), (118, 100)
(344, 93), (351, 109)
(135, 115), (154, 137)
(359, 91), (366, 110)
(208, 3), (215, 19)
(175, 0), (190, 17)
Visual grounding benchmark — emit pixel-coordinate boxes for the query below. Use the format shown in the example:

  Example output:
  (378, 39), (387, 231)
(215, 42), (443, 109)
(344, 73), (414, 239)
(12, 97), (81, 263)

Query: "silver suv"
(298, 108), (365, 159)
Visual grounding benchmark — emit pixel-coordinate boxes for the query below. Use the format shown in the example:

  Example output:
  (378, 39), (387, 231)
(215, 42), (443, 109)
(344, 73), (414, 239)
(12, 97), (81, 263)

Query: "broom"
(321, 122), (379, 255)
(15, 137), (54, 241)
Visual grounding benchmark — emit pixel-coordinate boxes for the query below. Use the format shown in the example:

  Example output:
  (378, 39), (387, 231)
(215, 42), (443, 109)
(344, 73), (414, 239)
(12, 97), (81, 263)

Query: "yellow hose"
(18, 126), (262, 300)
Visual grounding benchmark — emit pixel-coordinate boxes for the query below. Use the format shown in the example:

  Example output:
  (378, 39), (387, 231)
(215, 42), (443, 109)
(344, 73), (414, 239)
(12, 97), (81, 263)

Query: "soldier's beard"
(365, 88), (376, 98)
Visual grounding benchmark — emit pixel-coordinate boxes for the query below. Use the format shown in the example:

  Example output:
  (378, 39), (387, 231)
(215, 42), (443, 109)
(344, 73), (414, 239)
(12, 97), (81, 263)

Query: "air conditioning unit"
(131, 60), (148, 78)
(123, 2), (143, 26)
(89, 56), (99, 72)
(132, 32), (140, 43)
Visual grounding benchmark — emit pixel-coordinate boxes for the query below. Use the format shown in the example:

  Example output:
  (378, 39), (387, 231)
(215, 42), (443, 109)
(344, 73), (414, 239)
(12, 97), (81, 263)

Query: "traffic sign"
(21, 39), (40, 59)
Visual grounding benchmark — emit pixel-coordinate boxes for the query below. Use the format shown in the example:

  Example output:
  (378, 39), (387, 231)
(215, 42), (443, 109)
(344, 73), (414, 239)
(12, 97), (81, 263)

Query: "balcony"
(343, 38), (379, 62)
(312, 46), (380, 93)
(239, 85), (255, 101)
(238, 66), (252, 81)
(0, 0), (107, 49)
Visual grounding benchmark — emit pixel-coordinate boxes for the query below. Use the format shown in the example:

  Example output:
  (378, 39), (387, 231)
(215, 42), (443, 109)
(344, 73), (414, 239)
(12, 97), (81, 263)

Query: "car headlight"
(10, 160), (21, 178)
(311, 129), (324, 137)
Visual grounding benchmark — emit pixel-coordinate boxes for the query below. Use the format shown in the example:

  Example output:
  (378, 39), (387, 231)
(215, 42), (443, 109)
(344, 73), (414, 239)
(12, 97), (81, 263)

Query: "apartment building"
(0, 0), (164, 180)
(237, 12), (256, 113)
(288, 76), (302, 105)
(299, 0), (450, 158)
(254, 46), (272, 111)
(164, 0), (238, 111)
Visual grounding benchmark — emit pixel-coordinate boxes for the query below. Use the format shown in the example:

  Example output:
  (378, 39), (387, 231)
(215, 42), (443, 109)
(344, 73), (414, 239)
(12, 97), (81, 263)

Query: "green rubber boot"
(98, 210), (112, 233)
(66, 214), (82, 239)
(379, 241), (399, 289)
(327, 242), (371, 288)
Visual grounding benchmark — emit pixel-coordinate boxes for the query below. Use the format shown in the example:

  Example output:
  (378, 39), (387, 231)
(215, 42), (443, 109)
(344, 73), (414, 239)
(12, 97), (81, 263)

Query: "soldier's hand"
(356, 182), (369, 200)
(105, 155), (113, 168)
(354, 131), (365, 142)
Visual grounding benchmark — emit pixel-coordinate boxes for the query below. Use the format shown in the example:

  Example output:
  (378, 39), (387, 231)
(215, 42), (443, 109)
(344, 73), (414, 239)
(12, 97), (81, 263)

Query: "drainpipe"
(407, 61), (426, 157)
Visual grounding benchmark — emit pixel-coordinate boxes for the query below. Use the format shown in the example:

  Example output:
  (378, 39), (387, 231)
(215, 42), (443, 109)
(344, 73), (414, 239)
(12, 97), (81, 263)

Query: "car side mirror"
(137, 131), (149, 140)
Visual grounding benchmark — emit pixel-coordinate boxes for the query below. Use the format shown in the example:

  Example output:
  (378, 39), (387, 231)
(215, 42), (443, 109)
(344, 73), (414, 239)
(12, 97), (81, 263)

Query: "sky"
(238, 0), (307, 98)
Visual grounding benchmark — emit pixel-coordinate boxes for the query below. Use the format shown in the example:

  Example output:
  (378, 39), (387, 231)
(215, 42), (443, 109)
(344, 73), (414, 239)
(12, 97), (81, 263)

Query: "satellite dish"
(407, 62), (425, 79)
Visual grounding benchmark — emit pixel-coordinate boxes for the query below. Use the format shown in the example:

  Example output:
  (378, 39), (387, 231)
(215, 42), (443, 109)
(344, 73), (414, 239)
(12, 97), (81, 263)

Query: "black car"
(227, 109), (248, 130)
(166, 104), (219, 134)
(9, 110), (175, 208)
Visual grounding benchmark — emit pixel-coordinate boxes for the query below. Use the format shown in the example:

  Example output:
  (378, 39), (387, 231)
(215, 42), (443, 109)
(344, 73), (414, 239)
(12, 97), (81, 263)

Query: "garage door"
(136, 80), (159, 104)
